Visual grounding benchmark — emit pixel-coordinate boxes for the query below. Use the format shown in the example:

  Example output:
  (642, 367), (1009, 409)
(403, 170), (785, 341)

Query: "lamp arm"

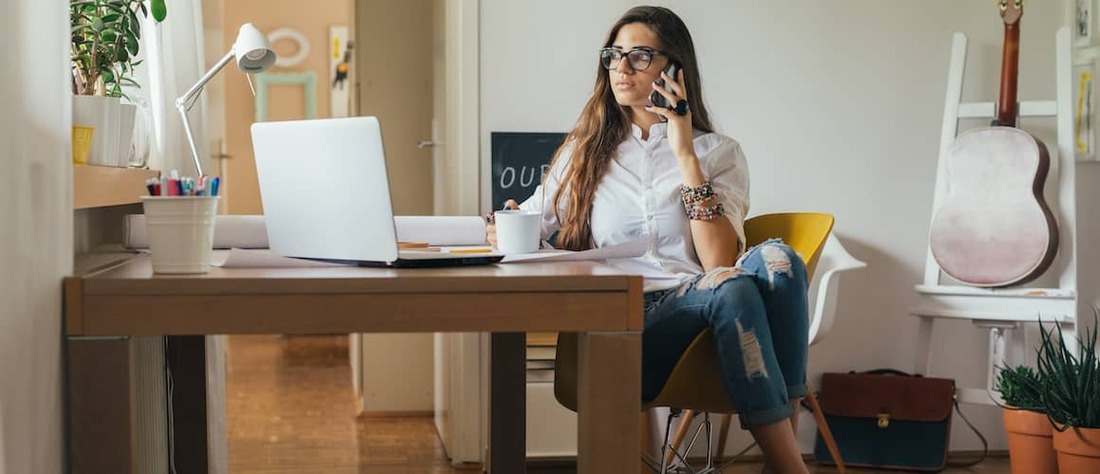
(176, 51), (234, 110)
(178, 103), (204, 176)
(175, 50), (235, 176)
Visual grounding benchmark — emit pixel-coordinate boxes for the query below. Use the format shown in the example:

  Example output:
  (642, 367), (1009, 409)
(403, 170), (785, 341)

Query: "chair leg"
(664, 409), (696, 467)
(806, 387), (845, 474)
(714, 413), (732, 461)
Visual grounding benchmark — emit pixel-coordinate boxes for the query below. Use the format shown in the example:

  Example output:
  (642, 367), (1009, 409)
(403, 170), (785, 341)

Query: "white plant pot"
(116, 103), (137, 167)
(72, 95), (135, 167)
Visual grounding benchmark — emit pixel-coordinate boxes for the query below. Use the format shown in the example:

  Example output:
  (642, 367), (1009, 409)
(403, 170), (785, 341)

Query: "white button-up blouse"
(519, 122), (750, 293)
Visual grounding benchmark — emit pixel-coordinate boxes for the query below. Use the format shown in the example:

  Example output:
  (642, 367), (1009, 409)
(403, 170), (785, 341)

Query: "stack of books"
(526, 332), (557, 383)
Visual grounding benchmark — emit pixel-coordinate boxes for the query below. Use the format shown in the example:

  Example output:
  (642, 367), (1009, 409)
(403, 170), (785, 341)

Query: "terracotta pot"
(1003, 408), (1058, 474)
(1053, 425), (1100, 474)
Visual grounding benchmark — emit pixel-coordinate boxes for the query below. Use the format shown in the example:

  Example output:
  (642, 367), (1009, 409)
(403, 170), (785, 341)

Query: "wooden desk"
(64, 255), (643, 473)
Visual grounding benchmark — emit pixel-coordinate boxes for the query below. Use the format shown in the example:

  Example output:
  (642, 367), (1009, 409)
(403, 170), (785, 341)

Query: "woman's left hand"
(647, 69), (695, 162)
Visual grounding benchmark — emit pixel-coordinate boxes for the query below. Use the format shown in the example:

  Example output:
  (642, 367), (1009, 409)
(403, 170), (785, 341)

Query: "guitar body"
(928, 0), (1059, 287)
(929, 127), (1057, 286)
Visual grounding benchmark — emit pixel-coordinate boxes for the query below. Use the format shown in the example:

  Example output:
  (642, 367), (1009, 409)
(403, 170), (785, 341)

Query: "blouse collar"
(630, 121), (668, 142)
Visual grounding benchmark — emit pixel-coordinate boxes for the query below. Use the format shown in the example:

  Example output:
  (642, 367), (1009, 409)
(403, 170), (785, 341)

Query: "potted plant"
(69, 0), (166, 166)
(995, 365), (1058, 474)
(1038, 316), (1100, 473)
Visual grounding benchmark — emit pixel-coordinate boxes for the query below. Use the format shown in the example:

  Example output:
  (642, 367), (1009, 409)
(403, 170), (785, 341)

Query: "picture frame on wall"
(1074, 62), (1095, 161)
(1077, 0), (1097, 47)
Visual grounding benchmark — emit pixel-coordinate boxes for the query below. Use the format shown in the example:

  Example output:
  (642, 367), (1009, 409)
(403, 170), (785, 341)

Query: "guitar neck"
(994, 20), (1021, 127)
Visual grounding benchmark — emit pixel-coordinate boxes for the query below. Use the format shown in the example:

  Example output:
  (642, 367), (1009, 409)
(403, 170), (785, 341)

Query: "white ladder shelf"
(911, 27), (1079, 406)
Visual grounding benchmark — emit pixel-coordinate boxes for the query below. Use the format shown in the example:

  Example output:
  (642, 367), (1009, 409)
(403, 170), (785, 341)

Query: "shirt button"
(646, 214), (654, 221)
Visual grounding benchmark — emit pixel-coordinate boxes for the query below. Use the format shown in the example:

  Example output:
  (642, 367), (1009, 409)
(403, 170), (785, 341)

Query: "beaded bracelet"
(682, 193), (716, 214)
(686, 202), (725, 221)
(680, 182), (716, 206)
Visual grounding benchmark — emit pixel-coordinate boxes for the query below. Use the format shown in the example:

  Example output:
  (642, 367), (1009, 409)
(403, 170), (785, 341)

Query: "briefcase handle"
(853, 368), (921, 377)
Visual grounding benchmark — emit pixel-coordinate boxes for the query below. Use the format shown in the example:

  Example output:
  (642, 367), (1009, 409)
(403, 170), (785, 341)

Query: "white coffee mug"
(494, 210), (541, 254)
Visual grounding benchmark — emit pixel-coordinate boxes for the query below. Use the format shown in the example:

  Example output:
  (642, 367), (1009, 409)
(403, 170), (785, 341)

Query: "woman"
(489, 6), (810, 472)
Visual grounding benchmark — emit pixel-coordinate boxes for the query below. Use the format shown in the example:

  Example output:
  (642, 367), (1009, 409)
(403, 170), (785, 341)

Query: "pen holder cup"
(494, 210), (541, 254)
(141, 196), (220, 274)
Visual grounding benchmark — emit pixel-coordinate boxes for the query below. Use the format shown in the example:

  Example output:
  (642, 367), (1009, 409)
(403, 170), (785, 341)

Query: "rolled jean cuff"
(787, 383), (807, 399)
(738, 402), (795, 429)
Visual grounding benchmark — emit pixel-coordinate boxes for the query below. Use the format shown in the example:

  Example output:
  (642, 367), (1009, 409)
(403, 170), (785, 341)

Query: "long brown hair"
(551, 6), (714, 250)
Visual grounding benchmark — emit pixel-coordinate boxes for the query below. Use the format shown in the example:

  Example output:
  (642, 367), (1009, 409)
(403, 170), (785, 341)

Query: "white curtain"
(143, 0), (210, 176)
(136, 4), (230, 474)
(0, 0), (70, 473)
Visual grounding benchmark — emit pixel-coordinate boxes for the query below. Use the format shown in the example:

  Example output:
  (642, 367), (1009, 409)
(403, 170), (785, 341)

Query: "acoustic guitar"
(929, 0), (1058, 287)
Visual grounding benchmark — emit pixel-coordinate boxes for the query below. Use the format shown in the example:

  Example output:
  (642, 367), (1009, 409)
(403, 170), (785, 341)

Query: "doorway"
(205, 0), (481, 468)
(355, 0), (436, 216)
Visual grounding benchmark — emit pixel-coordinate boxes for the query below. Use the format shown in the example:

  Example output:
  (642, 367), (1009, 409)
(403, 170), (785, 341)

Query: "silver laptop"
(251, 116), (502, 267)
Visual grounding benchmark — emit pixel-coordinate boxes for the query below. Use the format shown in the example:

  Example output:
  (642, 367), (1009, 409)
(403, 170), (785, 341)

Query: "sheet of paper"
(214, 248), (349, 268)
(501, 239), (647, 263)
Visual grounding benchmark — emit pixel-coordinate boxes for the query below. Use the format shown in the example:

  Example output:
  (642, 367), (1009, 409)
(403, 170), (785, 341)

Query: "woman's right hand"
(486, 199), (520, 248)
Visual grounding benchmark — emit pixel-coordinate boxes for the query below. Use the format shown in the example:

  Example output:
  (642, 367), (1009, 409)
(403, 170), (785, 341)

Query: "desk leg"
(578, 332), (641, 473)
(67, 337), (134, 474)
(489, 332), (526, 473)
(166, 335), (209, 474)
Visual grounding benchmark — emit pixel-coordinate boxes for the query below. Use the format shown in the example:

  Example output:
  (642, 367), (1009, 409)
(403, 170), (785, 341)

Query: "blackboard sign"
(490, 132), (567, 208)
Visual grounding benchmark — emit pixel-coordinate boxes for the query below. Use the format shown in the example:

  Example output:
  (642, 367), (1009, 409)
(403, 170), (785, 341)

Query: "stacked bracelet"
(680, 182), (725, 221)
(680, 182), (716, 206)
(686, 202), (725, 220)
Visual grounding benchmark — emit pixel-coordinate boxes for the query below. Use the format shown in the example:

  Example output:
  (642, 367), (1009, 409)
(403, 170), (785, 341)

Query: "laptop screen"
(251, 117), (401, 263)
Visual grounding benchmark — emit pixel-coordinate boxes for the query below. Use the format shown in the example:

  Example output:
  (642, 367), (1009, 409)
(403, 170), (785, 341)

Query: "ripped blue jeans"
(642, 239), (809, 428)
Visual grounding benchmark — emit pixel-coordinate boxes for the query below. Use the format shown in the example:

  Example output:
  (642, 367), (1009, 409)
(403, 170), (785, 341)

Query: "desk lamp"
(176, 23), (276, 176)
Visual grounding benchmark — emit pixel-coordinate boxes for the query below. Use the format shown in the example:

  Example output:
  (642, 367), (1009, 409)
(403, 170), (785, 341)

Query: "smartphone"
(649, 61), (682, 109)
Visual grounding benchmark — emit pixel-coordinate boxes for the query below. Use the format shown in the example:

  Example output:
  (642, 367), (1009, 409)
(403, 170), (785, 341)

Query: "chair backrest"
(808, 234), (867, 346)
(743, 212), (834, 277)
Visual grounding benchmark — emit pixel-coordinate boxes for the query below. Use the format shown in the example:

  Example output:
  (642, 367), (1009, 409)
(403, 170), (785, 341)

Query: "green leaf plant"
(1037, 310), (1100, 429)
(70, 0), (167, 97)
(994, 364), (1047, 413)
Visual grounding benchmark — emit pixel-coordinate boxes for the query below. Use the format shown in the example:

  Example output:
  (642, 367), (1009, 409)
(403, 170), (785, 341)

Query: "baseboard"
(357, 410), (435, 418)
(445, 458), (584, 472)
(450, 461), (484, 471)
(702, 449), (1009, 465)
(524, 450), (1009, 470)
(526, 457), (577, 470)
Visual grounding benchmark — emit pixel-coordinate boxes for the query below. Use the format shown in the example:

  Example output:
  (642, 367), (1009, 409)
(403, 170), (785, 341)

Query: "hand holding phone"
(649, 61), (682, 109)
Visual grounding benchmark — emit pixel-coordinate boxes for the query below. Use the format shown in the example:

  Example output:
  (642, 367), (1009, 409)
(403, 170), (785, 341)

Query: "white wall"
(358, 334), (435, 413)
(481, 0), (1081, 453)
(0, 1), (71, 473)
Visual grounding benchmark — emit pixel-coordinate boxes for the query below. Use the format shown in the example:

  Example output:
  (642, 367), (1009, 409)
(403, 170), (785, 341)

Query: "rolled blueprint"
(124, 214), (488, 249)
(124, 214), (269, 249)
(391, 215), (488, 246)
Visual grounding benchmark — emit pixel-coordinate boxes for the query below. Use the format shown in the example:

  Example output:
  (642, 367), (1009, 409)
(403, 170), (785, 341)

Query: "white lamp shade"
(233, 23), (276, 73)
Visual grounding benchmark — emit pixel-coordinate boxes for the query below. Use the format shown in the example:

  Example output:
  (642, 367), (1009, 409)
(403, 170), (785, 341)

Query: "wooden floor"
(225, 335), (1011, 473)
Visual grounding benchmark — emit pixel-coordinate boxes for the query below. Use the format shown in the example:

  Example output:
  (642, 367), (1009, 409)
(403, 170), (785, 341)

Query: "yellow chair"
(554, 212), (848, 473)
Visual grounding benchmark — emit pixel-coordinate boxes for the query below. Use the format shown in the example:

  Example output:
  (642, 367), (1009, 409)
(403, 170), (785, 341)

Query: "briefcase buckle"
(877, 412), (891, 429)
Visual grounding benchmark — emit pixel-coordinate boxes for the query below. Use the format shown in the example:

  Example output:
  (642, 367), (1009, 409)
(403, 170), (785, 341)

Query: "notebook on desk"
(251, 116), (503, 267)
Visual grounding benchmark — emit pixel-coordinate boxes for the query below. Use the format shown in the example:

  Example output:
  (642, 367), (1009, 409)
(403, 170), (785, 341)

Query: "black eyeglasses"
(599, 47), (665, 71)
